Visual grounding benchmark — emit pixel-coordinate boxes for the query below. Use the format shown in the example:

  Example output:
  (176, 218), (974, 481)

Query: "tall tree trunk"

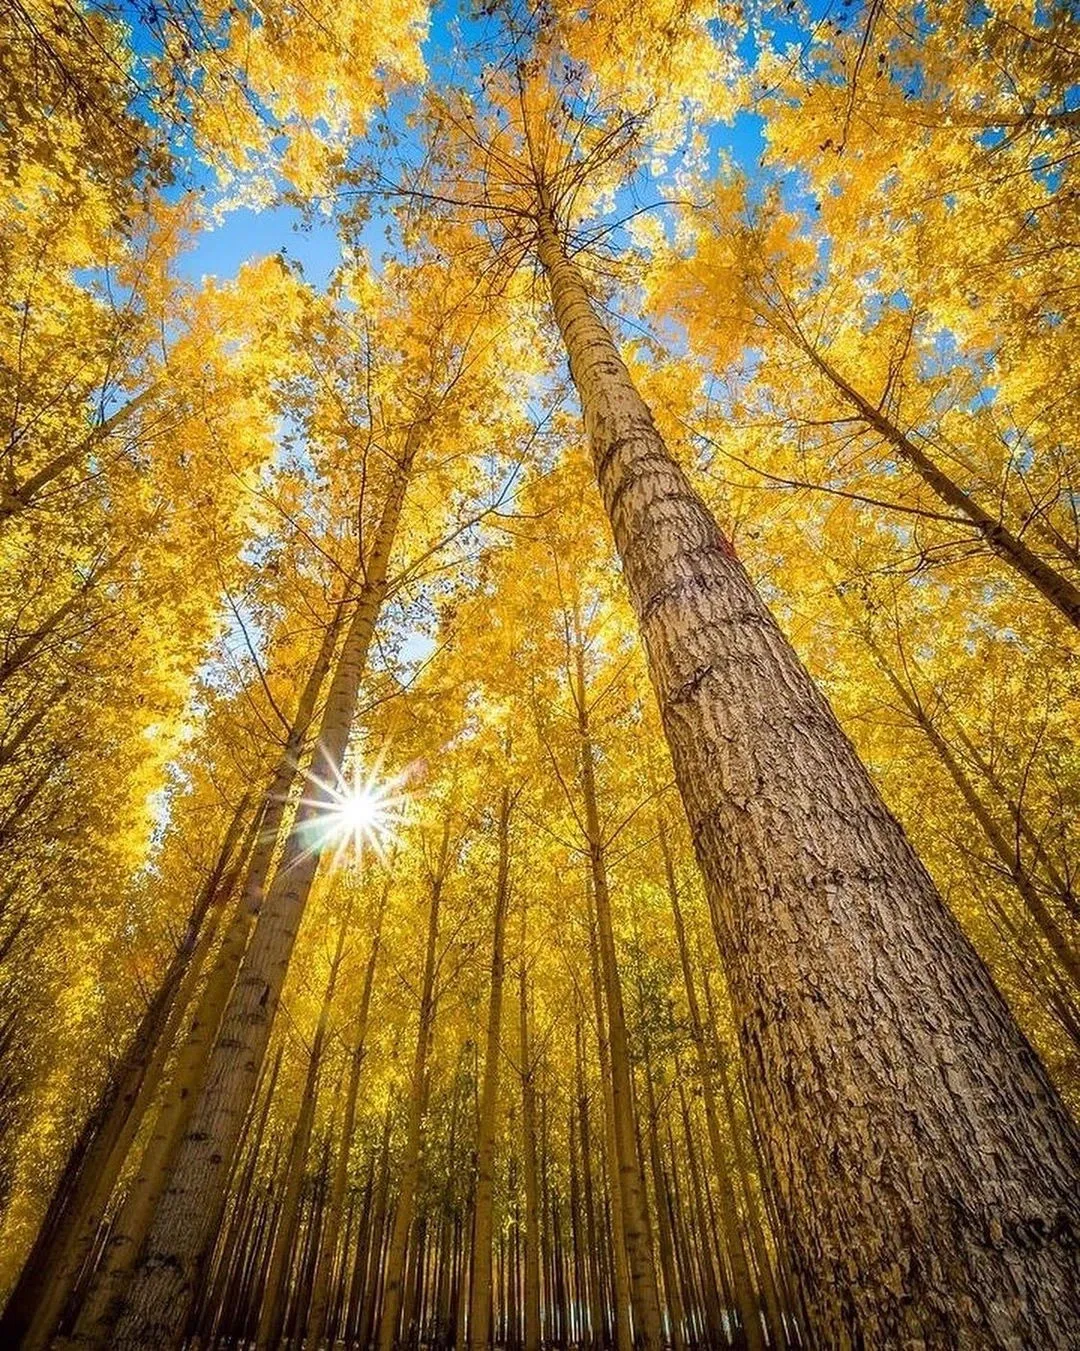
(306, 888), (387, 1351)
(202, 1047), (283, 1351)
(468, 786), (513, 1351)
(575, 1018), (605, 1350)
(111, 424), (423, 1351)
(640, 1041), (686, 1351)
(437, 1055), (464, 1350)
(341, 1158), (372, 1350)
(573, 640), (664, 1351)
(567, 1104), (585, 1347)
(376, 817), (450, 1351)
(288, 1136), (329, 1348)
(67, 601), (345, 1349)
(676, 1072), (731, 1349)
(5, 792), (251, 1351)
(662, 1107), (704, 1347)
(518, 904), (542, 1351)
(328, 1191), (357, 1348)
(586, 913), (633, 1351)
(254, 898), (353, 1351)
(695, 950), (790, 1349)
(355, 1109), (394, 1351)
(713, 1038), (787, 1350)
(535, 203), (1080, 1347)
(661, 824), (763, 1351)
(539, 1086), (554, 1347)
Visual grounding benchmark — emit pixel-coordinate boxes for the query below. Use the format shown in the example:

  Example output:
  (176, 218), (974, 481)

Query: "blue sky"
(177, 112), (770, 289)
(173, 0), (799, 293)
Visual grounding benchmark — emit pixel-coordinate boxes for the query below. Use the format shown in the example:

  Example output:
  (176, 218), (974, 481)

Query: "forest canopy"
(1, 0), (1078, 1348)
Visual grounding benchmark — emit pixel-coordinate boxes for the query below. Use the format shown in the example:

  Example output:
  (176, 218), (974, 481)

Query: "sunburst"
(294, 748), (409, 870)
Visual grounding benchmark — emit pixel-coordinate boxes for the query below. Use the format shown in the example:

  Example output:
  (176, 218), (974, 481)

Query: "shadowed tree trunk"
(254, 897), (353, 1351)
(574, 1017), (605, 1350)
(660, 821), (763, 1351)
(573, 639), (664, 1351)
(518, 898), (542, 1351)
(586, 910), (634, 1351)
(640, 1040), (686, 1351)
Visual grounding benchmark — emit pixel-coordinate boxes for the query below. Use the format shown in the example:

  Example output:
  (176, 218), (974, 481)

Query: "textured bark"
(375, 825), (447, 1351)
(536, 207), (1080, 1346)
(469, 787), (513, 1351)
(111, 427), (422, 1351)
(9, 794), (251, 1351)
(68, 607), (344, 1349)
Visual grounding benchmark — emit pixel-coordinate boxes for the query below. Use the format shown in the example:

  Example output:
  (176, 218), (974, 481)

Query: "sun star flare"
(303, 757), (408, 868)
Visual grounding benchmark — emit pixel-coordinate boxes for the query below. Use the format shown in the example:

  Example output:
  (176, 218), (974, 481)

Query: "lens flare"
(293, 750), (408, 870)
(332, 786), (386, 836)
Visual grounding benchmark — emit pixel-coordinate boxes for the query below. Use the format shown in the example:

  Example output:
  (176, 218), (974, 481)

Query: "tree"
(398, 37), (1080, 1343)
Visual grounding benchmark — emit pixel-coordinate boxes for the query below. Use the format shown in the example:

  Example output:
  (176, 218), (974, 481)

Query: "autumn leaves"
(2, 1), (1080, 1348)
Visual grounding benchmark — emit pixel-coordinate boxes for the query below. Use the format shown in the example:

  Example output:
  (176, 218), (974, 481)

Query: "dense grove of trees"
(1, 0), (1078, 1347)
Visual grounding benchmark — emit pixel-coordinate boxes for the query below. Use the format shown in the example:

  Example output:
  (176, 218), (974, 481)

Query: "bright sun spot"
(300, 754), (408, 869)
(332, 786), (386, 836)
